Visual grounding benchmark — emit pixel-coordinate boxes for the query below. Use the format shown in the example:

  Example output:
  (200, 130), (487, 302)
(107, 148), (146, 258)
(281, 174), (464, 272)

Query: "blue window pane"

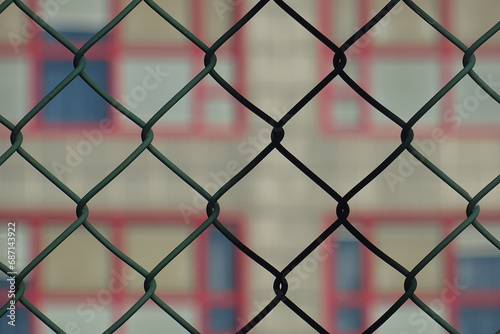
(43, 60), (108, 122)
(0, 277), (13, 290)
(460, 308), (500, 334)
(208, 230), (235, 291)
(210, 308), (236, 331)
(336, 240), (360, 290)
(0, 307), (29, 333)
(46, 31), (106, 42)
(0, 278), (28, 290)
(338, 308), (362, 331)
(459, 256), (500, 289)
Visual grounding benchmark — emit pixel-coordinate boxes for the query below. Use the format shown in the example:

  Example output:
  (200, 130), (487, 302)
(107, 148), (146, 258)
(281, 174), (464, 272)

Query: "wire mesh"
(1, 0), (500, 333)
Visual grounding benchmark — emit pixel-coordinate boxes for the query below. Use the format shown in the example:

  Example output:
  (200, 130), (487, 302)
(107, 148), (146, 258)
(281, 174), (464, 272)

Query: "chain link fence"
(1, 0), (500, 333)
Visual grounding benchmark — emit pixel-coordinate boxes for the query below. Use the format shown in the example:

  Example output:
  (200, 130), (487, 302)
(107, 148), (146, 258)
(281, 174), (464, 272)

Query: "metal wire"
(1, 0), (499, 333)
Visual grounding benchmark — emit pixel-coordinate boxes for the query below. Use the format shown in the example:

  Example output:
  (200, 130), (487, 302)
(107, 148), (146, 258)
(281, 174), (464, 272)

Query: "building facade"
(1, 1), (499, 333)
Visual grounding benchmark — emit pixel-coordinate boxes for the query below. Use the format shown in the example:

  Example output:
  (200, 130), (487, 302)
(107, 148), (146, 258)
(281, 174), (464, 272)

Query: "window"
(0, 222), (30, 271)
(43, 60), (109, 123)
(209, 228), (236, 291)
(373, 224), (443, 292)
(0, 212), (245, 334)
(453, 60), (500, 125)
(210, 307), (237, 332)
(458, 256), (500, 289)
(322, 214), (500, 333)
(125, 224), (195, 292)
(330, 100), (361, 130)
(459, 307), (500, 334)
(372, 60), (441, 126)
(318, 0), (500, 137)
(41, 224), (112, 291)
(456, 224), (500, 290)
(456, 224), (500, 333)
(119, 58), (193, 132)
(0, 0), (245, 137)
(335, 236), (361, 291)
(337, 307), (362, 331)
(0, 305), (30, 333)
(324, 227), (367, 333)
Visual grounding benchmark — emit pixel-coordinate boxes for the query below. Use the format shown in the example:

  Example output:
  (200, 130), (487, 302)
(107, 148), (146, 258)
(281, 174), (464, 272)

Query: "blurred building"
(0, 0), (499, 333)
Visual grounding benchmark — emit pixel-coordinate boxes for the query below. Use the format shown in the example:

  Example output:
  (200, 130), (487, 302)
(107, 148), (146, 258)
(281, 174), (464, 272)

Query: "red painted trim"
(317, 0), (334, 135)
(232, 222), (248, 332)
(28, 216), (43, 333)
(196, 220), (208, 332)
(444, 216), (459, 328)
(230, 2), (249, 141)
(108, 214), (125, 326)
(360, 218), (373, 331)
(106, 0), (123, 141)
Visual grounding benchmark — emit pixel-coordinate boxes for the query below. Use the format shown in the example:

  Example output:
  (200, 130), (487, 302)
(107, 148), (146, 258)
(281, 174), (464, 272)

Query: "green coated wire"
(0, 0), (498, 333)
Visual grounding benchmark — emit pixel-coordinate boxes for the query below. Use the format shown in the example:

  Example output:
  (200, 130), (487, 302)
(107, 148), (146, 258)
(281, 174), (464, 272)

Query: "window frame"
(0, 0), (247, 139)
(321, 211), (500, 333)
(317, 0), (500, 139)
(0, 210), (247, 334)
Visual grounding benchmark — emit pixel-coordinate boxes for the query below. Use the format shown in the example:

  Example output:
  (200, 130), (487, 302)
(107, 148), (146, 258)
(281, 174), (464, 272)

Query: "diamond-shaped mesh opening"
(118, 0), (192, 46)
(370, 0), (439, 46)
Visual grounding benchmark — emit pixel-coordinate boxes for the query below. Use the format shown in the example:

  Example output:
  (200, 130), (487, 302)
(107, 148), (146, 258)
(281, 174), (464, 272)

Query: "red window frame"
(0, 210), (248, 334)
(321, 210), (500, 333)
(0, 0), (247, 140)
(317, 0), (500, 139)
